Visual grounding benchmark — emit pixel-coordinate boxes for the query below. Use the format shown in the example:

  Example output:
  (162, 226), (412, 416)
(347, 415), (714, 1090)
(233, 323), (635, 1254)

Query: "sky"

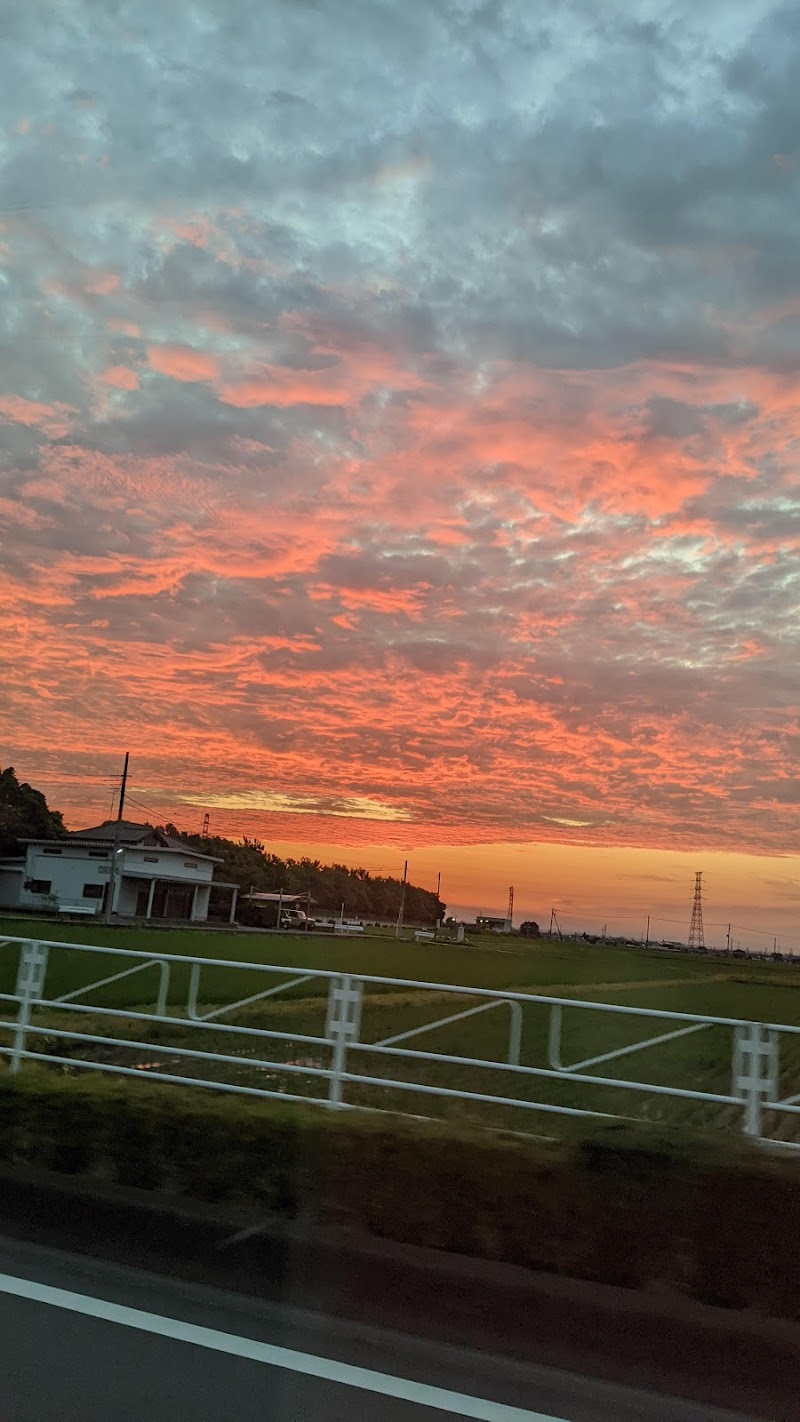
(2, 0), (800, 944)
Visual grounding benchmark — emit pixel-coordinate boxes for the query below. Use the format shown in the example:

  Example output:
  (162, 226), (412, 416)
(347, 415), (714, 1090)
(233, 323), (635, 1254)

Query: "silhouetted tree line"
(0, 767), (67, 856)
(161, 828), (445, 925)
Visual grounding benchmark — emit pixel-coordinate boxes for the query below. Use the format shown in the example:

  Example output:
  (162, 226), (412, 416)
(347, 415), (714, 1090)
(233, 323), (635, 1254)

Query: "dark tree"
(157, 824), (443, 923)
(0, 766), (67, 856)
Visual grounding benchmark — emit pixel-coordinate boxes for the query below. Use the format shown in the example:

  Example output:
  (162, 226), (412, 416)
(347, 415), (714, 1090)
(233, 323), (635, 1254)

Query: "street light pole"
(395, 859), (408, 940)
(103, 752), (129, 925)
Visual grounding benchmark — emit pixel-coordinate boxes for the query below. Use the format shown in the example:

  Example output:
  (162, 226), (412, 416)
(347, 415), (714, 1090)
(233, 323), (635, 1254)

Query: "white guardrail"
(0, 935), (799, 1147)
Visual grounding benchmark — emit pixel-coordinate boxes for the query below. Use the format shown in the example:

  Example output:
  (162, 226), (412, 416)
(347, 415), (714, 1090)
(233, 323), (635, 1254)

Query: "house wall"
(5, 842), (218, 920)
(115, 878), (211, 920)
(17, 845), (110, 914)
(192, 883), (211, 920)
(119, 847), (215, 883)
(115, 878), (140, 916)
(115, 876), (213, 920)
(0, 867), (24, 908)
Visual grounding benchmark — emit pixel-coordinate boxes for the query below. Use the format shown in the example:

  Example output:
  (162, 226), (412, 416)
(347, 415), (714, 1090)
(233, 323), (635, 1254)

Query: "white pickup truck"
(278, 909), (308, 928)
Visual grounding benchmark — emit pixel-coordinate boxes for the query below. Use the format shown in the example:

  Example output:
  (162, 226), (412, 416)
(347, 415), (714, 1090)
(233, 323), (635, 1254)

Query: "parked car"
(279, 909), (307, 928)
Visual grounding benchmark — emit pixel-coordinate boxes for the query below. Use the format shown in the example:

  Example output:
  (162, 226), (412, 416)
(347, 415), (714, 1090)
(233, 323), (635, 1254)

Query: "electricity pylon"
(688, 871), (705, 949)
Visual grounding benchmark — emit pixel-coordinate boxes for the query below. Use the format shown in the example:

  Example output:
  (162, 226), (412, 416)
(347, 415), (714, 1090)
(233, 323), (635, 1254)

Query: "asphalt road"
(0, 1236), (773, 1422)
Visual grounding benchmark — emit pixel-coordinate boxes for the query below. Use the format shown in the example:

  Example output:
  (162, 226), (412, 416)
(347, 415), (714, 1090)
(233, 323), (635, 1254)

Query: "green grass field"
(2, 916), (800, 1142)
(1, 914), (789, 999)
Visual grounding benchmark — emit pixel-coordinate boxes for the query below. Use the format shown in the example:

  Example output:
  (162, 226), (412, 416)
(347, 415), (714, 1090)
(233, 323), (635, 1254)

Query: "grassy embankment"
(2, 918), (800, 1141)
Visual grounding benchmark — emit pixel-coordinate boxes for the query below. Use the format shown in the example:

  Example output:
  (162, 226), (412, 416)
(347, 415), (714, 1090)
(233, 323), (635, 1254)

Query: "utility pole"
(103, 752), (129, 924)
(395, 859), (408, 940)
(726, 923), (731, 954)
(507, 885), (514, 932)
(645, 914), (650, 947)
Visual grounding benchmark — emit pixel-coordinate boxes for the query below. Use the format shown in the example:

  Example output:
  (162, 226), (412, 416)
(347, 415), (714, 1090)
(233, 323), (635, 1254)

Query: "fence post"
(11, 940), (50, 1075)
(156, 961), (170, 1017)
(186, 962), (202, 1019)
(732, 1022), (779, 1137)
(507, 1000), (523, 1065)
(325, 974), (363, 1109)
(547, 1004), (563, 1070)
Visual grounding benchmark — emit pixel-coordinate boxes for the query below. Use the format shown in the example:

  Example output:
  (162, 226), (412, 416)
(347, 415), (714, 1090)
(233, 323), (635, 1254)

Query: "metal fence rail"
(1, 934), (799, 1147)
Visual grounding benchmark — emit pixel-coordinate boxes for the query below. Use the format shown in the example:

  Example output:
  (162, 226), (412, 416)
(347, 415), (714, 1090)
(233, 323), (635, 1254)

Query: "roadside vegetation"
(1, 1069), (799, 1318)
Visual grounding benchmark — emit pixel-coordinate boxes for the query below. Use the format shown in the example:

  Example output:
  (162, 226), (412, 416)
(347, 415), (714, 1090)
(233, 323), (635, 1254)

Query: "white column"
(190, 884), (198, 921)
(229, 887), (238, 924)
(146, 878), (156, 919)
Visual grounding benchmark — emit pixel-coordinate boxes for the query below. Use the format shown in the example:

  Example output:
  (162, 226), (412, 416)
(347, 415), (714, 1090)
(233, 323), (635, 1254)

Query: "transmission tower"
(201, 813), (210, 837)
(688, 871), (705, 949)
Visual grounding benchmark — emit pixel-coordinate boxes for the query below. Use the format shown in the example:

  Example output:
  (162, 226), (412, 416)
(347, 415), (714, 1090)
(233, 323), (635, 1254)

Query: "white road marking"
(215, 1220), (268, 1250)
(0, 1269), (566, 1420)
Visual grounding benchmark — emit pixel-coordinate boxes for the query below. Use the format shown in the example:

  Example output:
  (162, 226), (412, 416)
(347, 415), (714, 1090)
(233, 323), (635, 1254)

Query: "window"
(88, 850), (108, 859)
(82, 883), (104, 899)
(26, 879), (51, 894)
(43, 847), (63, 856)
(144, 855), (159, 863)
(183, 860), (198, 868)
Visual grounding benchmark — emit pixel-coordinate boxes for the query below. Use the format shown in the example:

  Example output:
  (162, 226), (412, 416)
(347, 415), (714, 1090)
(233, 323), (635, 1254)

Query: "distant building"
(476, 914), (513, 935)
(0, 821), (238, 923)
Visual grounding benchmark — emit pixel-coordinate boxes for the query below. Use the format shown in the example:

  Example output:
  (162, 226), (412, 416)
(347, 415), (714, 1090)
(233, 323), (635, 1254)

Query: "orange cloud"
(218, 324), (425, 411)
(86, 271), (120, 296)
(148, 345), (220, 382)
(4, 340), (800, 879)
(101, 365), (139, 390)
(0, 394), (74, 437)
(218, 370), (347, 409)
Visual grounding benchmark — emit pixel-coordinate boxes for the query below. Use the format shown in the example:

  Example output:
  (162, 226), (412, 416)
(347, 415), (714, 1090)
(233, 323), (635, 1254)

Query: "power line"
(124, 793), (175, 824)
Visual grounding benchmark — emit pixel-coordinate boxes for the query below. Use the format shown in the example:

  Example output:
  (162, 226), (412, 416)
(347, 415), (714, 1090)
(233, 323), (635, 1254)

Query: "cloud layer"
(2, 0), (800, 853)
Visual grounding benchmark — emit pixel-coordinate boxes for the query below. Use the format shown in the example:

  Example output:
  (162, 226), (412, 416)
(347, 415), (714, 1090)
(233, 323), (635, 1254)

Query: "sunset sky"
(3, 1), (800, 946)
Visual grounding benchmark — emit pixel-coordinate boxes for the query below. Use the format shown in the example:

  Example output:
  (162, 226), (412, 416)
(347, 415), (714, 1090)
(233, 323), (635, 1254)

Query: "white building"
(476, 914), (513, 935)
(0, 821), (238, 923)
